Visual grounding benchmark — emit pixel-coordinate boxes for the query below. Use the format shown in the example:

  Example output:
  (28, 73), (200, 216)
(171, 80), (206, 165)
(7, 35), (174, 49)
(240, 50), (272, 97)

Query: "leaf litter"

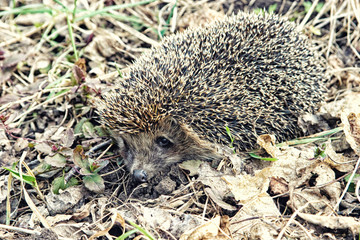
(0, 0), (360, 239)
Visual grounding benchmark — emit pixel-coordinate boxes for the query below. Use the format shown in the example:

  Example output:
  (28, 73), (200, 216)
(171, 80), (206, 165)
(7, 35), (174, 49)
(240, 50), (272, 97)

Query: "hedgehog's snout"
(133, 169), (148, 182)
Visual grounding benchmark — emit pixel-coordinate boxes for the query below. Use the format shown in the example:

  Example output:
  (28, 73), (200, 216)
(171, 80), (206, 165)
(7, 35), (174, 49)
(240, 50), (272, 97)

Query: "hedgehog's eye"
(155, 136), (173, 148)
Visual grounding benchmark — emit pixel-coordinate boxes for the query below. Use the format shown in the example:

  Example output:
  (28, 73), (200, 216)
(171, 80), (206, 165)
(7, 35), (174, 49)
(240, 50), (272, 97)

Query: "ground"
(0, 0), (360, 239)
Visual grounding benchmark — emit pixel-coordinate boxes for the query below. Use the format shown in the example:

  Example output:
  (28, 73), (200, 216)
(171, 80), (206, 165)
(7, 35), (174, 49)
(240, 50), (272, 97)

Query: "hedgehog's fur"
(95, 12), (326, 181)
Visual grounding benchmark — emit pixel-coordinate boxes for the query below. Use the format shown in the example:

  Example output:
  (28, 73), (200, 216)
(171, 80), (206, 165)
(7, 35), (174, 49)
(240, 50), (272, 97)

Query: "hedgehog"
(95, 12), (326, 182)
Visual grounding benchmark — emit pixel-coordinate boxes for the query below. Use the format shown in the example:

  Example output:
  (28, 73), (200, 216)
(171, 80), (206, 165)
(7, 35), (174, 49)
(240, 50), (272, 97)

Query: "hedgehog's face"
(112, 118), (220, 182)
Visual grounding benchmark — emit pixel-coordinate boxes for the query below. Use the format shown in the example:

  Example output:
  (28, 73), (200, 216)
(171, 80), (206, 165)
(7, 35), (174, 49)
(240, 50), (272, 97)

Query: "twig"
(276, 201), (312, 240)
(0, 223), (41, 235)
(333, 157), (360, 211)
(298, 0), (319, 30)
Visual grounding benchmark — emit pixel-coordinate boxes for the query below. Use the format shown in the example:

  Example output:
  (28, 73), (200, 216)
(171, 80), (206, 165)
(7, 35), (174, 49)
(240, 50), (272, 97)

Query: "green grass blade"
(67, 15), (78, 61)
(127, 220), (155, 240)
(160, 0), (177, 36)
(73, 0), (78, 20)
(116, 229), (138, 240)
(3, 167), (37, 187)
(101, 12), (143, 24)
(53, 0), (68, 11)
(306, 127), (343, 138)
(0, 4), (53, 16)
(248, 153), (277, 161)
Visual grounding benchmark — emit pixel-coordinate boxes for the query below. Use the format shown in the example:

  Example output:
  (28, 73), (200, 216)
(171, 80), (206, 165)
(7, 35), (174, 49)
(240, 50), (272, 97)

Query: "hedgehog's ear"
(162, 117), (180, 128)
(168, 117), (179, 127)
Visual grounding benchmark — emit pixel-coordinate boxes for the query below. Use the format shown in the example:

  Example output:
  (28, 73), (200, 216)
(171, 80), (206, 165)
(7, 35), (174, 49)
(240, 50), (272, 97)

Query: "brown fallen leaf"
(257, 134), (280, 158)
(73, 58), (87, 84)
(89, 208), (122, 240)
(269, 177), (289, 195)
(180, 215), (229, 240)
(348, 112), (360, 153)
(341, 112), (360, 154)
(298, 212), (360, 234)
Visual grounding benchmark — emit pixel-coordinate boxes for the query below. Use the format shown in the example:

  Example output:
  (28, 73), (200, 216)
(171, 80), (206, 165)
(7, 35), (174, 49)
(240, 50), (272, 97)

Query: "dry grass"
(0, 0), (360, 239)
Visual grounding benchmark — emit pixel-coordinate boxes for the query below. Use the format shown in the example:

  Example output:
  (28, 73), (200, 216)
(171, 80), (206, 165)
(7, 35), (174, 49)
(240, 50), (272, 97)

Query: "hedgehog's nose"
(133, 169), (148, 182)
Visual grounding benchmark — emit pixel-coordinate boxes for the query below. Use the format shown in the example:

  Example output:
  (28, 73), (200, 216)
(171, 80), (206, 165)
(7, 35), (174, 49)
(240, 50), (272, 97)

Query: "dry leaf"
(257, 134), (280, 158)
(269, 177), (289, 195)
(298, 213), (360, 234)
(73, 58), (87, 84)
(325, 141), (354, 172)
(290, 162), (341, 214)
(229, 194), (280, 240)
(51, 222), (87, 239)
(14, 138), (29, 151)
(46, 214), (73, 226)
(35, 142), (53, 155)
(197, 163), (230, 199)
(204, 188), (237, 211)
(222, 165), (275, 203)
(341, 112), (360, 154)
(179, 160), (203, 176)
(180, 216), (225, 240)
(61, 128), (75, 148)
(89, 208), (120, 240)
(320, 91), (360, 118)
(44, 153), (67, 168)
(45, 186), (86, 215)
